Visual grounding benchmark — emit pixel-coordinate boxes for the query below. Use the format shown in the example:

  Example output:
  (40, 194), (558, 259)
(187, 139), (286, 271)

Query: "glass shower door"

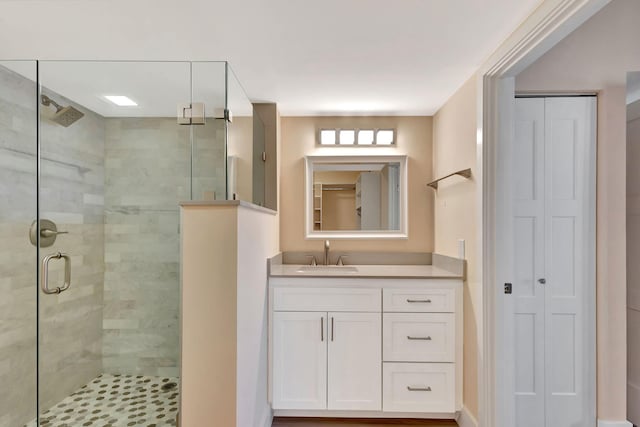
(0, 60), (38, 427)
(36, 61), (192, 427)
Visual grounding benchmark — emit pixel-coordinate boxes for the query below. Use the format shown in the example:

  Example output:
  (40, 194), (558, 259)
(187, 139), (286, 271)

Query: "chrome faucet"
(324, 240), (330, 265)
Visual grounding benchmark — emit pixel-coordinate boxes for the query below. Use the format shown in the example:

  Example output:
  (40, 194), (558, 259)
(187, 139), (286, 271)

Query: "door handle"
(407, 335), (432, 341)
(331, 317), (334, 341)
(407, 386), (432, 392)
(41, 252), (71, 295)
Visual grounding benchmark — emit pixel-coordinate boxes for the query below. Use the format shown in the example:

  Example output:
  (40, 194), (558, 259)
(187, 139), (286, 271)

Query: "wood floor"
(271, 418), (458, 426)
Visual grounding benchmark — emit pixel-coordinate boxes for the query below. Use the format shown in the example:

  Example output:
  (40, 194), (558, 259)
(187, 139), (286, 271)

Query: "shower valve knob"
(29, 219), (68, 248)
(40, 228), (68, 238)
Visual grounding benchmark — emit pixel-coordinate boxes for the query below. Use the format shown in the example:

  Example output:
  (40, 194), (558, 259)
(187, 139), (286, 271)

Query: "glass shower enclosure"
(0, 60), (258, 427)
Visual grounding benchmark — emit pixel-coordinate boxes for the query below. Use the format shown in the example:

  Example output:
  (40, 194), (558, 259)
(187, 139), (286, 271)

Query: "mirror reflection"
(312, 162), (401, 231)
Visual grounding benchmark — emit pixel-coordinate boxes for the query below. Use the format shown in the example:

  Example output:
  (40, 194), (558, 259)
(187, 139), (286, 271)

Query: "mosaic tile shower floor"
(25, 374), (179, 427)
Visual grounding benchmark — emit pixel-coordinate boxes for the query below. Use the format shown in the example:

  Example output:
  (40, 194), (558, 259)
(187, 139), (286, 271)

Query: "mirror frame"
(305, 154), (408, 239)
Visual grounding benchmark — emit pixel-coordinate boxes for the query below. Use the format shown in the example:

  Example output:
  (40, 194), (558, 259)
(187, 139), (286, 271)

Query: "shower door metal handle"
(41, 252), (71, 295)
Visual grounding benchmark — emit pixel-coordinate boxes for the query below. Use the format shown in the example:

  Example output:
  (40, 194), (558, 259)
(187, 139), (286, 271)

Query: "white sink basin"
(295, 265), (359, 274)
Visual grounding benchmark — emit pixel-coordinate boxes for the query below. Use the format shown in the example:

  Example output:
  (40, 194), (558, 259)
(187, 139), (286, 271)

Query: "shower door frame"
(0, 59), (237, 426)
(32, 59), (211, 427)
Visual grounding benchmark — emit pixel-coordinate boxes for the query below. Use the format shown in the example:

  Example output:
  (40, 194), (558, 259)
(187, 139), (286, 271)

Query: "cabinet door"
(272, 312), (327, 410)
(327, 312), (381, 410)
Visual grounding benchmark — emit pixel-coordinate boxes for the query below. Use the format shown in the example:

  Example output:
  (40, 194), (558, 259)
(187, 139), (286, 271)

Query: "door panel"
(328, 312), (381, 410)
(511, 97), (596, 427)
(272, 312), (327, 410)
(0, 60), (38, 427)
(513, 97), (546, 427)
(544, 97), (595, 426)
(36, 61), (192, 426)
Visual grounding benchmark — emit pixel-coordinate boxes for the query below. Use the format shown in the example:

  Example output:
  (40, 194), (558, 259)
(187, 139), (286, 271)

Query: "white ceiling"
(0, 0), (541, 116)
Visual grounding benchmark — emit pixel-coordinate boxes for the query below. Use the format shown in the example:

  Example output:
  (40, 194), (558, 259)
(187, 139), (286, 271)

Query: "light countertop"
(268, 252), (465, 279)
(269, 263), (462, 279)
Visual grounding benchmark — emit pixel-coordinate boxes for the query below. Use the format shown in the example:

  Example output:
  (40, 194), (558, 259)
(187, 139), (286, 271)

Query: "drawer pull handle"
(407, 335), (432, 341)
(407, 299), (432, 303)
(407, 386), (432, 392)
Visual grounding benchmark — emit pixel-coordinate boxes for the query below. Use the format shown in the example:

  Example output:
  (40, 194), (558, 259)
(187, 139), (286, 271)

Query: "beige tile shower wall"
(280, 116), (434, 252)
(228, 116), (253, 202)
(38, 87), (106, 412)
(193, 119), (227, 201)
(103, 118), (225, 376)
(0, 64), (106, 426)
(103, 118), (188, 377)
(0, 65), (38, 427)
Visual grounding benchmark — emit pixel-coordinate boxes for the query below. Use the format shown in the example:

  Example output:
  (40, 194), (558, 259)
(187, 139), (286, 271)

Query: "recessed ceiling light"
(104, 95), (138, 107)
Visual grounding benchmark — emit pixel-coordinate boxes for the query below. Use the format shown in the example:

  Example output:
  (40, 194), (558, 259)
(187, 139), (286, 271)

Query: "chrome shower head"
(41, 94), (84, 127)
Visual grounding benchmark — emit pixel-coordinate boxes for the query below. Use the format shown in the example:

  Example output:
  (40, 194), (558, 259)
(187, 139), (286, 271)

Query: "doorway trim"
(476, 1), (611, 426)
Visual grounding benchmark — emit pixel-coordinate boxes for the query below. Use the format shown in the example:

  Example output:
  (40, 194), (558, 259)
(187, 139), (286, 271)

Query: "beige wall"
(314, 170), (360, 185)
(181, 205), (238, 427)
(516, 0), (640, 420)
(280, 116), (434, 252)
(314, 171), (360, 230)
(180, 203), (279, 427)
(432, 76), (479, 418)
(323, 190), (358, 230)
(228, 116), (254, 202)
(254, 103), (279, 210)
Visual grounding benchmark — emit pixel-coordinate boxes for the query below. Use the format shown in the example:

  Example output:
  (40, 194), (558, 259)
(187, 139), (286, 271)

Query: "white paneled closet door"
(511, 97), (596, 427)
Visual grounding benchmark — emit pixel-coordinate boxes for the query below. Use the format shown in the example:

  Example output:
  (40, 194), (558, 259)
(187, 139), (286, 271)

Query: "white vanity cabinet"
(272, 311), (328, 410)
(382, 288), (458, 413)
(327, 312), (381, 410)
(271, 287), (381, 411)
(269, 276), (463, 419)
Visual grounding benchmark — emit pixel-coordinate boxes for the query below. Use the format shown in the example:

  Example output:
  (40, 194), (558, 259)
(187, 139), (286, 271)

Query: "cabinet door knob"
(538, 278), (546, 284)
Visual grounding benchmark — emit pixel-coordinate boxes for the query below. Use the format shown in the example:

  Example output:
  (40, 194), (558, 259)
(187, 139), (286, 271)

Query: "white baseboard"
(598, 420), (633, 427)
(456, 406), (478, 427)
(261, 408), (273, 427)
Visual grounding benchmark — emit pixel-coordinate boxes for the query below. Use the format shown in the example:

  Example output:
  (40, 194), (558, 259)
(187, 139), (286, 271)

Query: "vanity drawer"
(273, 287), (381, 312)
(383, 288), (454, 313)
(383, 313), (454, 362)
(383, 362), (455, 413)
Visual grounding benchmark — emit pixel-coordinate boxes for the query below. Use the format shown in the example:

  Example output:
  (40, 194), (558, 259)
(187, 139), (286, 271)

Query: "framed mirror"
(305, 155), (408, 239)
